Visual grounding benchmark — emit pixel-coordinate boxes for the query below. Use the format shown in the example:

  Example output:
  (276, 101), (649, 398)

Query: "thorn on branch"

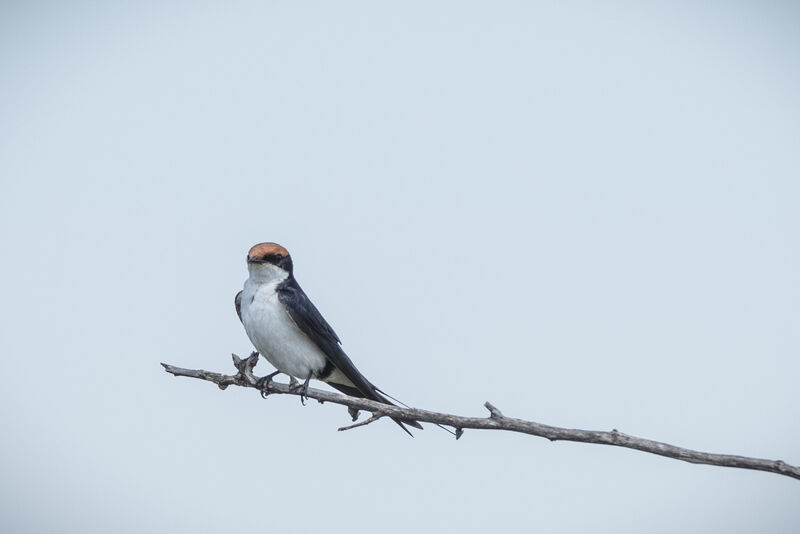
(485, 401), (504, 419)
(246, 351), (259, 371)
(231, 353), (246, 374)
(338, 412), (384, 432)
(455, 427), (464, 440)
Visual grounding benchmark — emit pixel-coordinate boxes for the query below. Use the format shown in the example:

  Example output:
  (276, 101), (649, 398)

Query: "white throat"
(247, 262), (290, 285)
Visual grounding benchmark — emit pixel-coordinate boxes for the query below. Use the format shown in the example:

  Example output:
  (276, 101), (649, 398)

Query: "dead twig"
(162, 353), (800, 482)
(338, 412), (385, 432)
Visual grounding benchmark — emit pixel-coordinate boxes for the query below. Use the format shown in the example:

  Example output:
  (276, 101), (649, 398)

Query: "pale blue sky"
(1, 2), (799, 533)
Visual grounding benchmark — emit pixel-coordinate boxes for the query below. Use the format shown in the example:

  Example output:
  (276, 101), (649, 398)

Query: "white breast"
(240, 278), (329, 380)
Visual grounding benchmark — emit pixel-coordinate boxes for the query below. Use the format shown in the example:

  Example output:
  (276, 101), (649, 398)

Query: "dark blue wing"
(275, 277), (376, 395)
(276, 276), (423, 433)
(235, 291), (243, 323)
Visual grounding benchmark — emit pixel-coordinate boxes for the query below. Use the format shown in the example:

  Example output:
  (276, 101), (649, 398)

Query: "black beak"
(247, 257), (266, 264)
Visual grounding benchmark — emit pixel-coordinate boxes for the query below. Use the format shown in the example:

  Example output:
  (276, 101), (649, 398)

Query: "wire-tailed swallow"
(236, 242), (422, 434)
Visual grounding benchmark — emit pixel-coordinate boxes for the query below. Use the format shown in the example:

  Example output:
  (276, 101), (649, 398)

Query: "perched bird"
(236, 242), (422, 434)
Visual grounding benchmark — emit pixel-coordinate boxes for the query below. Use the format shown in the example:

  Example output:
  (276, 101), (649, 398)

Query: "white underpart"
(240, 263), (328, 380)
(324, 367), (354, 387)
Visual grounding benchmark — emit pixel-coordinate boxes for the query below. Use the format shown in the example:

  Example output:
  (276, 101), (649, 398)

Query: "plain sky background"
(1, 2), (799, 532)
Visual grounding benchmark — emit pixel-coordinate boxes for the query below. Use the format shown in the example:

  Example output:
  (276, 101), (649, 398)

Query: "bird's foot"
(289, 374), (313, 406)
(257, 370), (282, 399)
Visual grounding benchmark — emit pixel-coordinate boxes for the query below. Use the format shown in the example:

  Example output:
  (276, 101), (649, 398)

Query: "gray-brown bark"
(162, 352), (800, 481)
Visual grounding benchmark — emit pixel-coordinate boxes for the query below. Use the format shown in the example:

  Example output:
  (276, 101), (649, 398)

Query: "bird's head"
(246, 242), (293, 281)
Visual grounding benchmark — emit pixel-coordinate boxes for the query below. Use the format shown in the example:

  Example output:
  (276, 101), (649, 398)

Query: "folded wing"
(275, 277), (422, 433)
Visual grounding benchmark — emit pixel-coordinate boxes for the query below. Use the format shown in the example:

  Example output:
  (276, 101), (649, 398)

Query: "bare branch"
(161, 353), (800, 481)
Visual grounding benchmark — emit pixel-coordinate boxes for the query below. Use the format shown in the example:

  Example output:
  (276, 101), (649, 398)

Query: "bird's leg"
(289, 373), (313, 405)
(300, 373), (312, 405)
(257, 370), (282, 399)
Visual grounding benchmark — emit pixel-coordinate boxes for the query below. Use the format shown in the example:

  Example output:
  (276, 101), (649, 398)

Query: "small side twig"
(161, 353), (800, 482)
(338, 412), (385, 432)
